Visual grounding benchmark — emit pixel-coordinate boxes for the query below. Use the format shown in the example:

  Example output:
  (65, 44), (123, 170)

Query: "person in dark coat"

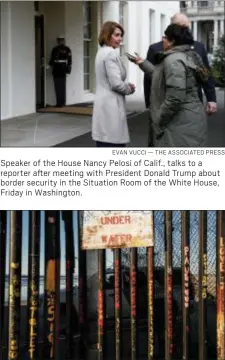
(133, 24), (209, 147)
(49, 36), (72, 107)
(144, 13), (217, 146)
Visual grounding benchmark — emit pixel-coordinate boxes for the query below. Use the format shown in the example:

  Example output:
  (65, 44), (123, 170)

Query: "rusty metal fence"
(0, 210), (224, 360)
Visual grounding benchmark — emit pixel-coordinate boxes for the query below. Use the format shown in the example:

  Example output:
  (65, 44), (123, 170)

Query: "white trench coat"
(92, 45), (133, 144)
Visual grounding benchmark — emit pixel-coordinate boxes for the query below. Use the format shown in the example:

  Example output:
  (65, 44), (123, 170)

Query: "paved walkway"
(0, 94), (145, 147)
(1, 90), (224, 147)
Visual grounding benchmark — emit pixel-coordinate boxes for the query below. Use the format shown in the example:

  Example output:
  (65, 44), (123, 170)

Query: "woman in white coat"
(92, 21), (136, 147)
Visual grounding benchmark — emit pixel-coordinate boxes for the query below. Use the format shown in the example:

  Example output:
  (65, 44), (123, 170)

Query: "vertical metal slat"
(198, 210), (207, 360)
(98, 249), (105, 360)
(0, 211), (7, 360)
(114, 249), (121, 360)
(181, 210), (190, 360)
(43, 211), (60, 359)
(217, 210), (225, 360)
(8, 211), (22, 360)
(165, 210), (173, 359)
(130, 248), (137, 360)
(62, 211), (75, 359)
(27, 211), (41, 360)
(147, 246), (154, 360)
(147, 211), (154, 360)
(78, 211), (87, 360)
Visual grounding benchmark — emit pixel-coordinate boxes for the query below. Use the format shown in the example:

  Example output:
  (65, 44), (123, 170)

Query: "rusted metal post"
(130, 248), (137, 360)
(0, 211), (7, 359)
(8, 211), (22, 360)
(164, 210), (173, 359)
(198, 210), (207, 360)
(216, 210), (225, 360)
(147, 247), (154, 360)
(78, 211), (87, 360)
(181, 210), (190, 360)
(27, 211), (41, 360)
(98, 249), (105, 360)
(147, 212), (154, 360)
(43, 211), (60, 359)
(62, 211), (75, 359)
(114, 249), (121, 360)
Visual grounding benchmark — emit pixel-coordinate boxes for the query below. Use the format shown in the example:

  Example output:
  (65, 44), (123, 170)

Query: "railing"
(0, 210), (225, 360)
(180, 1), (224, 14)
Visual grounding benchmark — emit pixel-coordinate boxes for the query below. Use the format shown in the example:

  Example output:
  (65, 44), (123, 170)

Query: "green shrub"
(212, 35), (225, 87)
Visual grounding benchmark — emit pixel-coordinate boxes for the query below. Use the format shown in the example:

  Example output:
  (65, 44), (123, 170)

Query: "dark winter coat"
(139, 45), (208, 147)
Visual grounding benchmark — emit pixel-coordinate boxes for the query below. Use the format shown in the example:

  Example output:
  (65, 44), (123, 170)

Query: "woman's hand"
(129, 83), (136, 93)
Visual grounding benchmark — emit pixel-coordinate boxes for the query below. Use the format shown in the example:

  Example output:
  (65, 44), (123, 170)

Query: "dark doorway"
(35, 15), (45, 109)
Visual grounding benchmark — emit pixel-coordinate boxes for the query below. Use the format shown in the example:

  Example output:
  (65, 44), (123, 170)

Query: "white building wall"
(65, 1), (84, 104)
(126, 1), (139, 88)
(1, 2), (11, 120)
(1, 0), (180, 120)
(126, 1), (180, 96)
(99, 1), (179, 98)
(102, 0), (120, 21)
(1, 1), (35, 120)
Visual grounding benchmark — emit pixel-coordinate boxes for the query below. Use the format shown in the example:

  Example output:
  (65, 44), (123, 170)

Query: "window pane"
(119, 3), (124, 26)
(83, 2), (88, 18)
(84, 25), (88, 39)
(87, 4), (92, 22)
(34, 1), (39, 11)
(83, 2), (92, 91)
(84, 74), (90, 90)
(197, 1), (208, 7)
(84, 24), (92, 39)
(119, 4), (124, 18)
(88, 24), (92, 38)
(83, 2), (92, 29)
(84, 42), (90, 56)
(84, 57), (90, 74)
(120, 45), (125, 56)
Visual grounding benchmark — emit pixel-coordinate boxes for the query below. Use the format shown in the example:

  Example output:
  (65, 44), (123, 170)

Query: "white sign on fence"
(82, 211), (154, 250)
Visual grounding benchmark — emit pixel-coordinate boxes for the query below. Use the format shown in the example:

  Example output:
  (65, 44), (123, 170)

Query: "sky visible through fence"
(3, 210), (217, 301)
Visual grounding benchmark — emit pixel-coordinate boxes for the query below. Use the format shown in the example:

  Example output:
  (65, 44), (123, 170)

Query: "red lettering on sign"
(101, 234), (132, 246)
(100, 215), (131, 225)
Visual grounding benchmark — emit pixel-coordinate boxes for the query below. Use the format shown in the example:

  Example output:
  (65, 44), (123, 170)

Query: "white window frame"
(149, 9), (156, 45)
(83, 1), (92, 92)
(160, 14), (166, 38)
(197, 0), (209, 8)
(119, 1), (127, 56)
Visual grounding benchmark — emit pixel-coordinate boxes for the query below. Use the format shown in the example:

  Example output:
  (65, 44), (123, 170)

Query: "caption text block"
(0, 148), (224, 210)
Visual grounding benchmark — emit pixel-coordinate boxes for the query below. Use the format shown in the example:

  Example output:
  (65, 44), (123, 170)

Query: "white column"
(102, 1), (119, 22)
(65, 1), (84, 104)
(193, 20), (198, 40)
(213, 19), (218, 50)
(97, 2), (103, 33)
(1, 1), (12, 120)
(219, 19), (224, 37)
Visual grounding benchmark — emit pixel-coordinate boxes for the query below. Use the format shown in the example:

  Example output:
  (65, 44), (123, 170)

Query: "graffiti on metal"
(82, 211), (153, 249)
(217, 237), (225, 360)
(184, 246), (190, 308)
